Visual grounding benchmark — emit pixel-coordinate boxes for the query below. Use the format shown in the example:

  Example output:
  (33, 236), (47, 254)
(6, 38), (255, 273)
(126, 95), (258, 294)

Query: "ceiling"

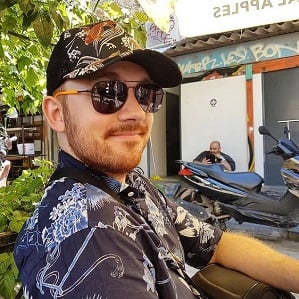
(164, 19), (299, 58)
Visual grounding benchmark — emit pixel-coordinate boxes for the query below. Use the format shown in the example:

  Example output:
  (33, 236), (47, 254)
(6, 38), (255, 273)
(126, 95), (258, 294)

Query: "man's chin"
(98, 157), (141, 176)
(96, 147), (143, 173)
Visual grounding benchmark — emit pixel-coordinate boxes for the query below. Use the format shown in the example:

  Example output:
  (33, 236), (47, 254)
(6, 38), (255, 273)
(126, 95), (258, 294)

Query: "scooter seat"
(187, 162), (264, 190)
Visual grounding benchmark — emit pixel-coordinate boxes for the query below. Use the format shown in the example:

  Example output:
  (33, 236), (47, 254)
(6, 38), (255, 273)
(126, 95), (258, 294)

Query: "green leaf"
(0, 254), (19, 298)
(32, 12), (54, 46)
(0, 43), (4, 58)
(0, 253), (10, 275)
(16, 55), (32, 72)
(18, 0), (35, 15)
(25, 67), (39, 87)
(49, 6), (64, 31)
(2, 14), (17, 29)
(134, 29), (146, 48)
(8, 210), (30, 232)
(22, 10), (38, 29)
(0, 269), (17, 299)
(0, 214), (7, 232)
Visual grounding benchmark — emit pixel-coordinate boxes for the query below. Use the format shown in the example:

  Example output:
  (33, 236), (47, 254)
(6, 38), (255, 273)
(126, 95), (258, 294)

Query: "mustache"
(105, 122), (149, 137)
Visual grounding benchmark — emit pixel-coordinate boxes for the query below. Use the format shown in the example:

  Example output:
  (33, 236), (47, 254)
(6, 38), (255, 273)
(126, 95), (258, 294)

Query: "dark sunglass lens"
(136, 83), (164, 113)
(91, 81), (128, 114)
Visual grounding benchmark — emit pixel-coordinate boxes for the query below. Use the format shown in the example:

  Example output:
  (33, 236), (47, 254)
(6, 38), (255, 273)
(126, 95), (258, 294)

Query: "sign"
(145, 15), (182, 49)
(172, 33), (299, 76)
(175, 0), (299, 37)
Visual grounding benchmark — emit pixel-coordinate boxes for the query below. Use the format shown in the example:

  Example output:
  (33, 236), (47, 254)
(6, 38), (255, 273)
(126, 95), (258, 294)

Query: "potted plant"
(0, 159), (54, 299)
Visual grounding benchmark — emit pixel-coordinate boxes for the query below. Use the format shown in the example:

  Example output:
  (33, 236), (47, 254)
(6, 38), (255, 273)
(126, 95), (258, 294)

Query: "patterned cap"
(46, 20), (182, 95)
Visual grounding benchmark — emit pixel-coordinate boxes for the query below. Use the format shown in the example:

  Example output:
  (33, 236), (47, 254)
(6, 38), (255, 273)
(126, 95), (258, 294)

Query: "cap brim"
(66, 49), (182, 88)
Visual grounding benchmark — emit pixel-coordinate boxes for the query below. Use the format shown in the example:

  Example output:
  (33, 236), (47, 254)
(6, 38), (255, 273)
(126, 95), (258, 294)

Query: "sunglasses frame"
(53, 80), (164, 114)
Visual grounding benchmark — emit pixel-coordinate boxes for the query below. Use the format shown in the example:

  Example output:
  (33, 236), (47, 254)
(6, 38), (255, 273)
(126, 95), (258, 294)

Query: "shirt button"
(128, 191), (135, 197)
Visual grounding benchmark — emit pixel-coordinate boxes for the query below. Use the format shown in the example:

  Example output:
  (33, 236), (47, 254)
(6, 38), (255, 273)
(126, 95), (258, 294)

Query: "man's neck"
(105, 172), (127, 184)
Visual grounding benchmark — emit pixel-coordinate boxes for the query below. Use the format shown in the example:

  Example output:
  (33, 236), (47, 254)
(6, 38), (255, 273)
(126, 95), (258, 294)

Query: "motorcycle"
(174, 126), (299, 230)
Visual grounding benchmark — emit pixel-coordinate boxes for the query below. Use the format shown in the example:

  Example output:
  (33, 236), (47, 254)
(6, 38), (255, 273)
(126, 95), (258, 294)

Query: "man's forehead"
(210, 143), (220, 148)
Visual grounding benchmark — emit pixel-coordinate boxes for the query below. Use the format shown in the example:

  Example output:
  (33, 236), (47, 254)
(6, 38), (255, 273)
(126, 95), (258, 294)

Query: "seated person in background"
(193, 140), (236, 171)
(0, 126), (13, 187)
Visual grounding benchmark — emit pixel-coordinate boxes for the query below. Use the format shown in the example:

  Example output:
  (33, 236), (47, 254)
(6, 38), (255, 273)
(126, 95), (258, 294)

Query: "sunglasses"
(53, 80), (164, 114)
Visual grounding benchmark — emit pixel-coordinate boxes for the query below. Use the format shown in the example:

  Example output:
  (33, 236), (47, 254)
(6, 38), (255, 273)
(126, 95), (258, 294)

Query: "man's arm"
(219, 158), (232, 171)
(193, 151), (208, 163)
(220, 153), (236, 171)
(210, 231), (299, 292)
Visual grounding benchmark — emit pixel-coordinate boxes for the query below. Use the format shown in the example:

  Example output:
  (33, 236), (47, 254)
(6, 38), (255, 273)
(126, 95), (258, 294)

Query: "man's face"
(210, 142), (221, 155)
(61, 61), (154, 180)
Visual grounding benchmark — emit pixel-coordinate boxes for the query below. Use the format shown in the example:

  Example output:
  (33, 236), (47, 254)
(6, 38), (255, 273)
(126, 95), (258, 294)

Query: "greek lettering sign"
(175, 0), (299, 37)
(146, 15), (182, 49)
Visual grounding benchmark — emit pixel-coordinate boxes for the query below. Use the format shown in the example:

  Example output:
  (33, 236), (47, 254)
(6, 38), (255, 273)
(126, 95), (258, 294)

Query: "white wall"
(252, 73), (265, 177)
(181, 75), (248, 171)
(138, 91), (169, 178)
(148, 101), (167, 177)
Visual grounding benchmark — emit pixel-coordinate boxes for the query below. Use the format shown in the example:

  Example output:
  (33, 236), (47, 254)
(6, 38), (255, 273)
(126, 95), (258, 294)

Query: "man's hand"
(202, 157), (212, 164)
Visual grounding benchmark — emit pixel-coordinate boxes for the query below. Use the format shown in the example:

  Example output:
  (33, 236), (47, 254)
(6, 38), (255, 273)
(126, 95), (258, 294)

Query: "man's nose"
(117, 88), (145, 120)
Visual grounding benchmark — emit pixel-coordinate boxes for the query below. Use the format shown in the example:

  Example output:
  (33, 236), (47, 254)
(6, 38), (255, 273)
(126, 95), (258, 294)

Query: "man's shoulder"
(221, 152), (234, 161)
(200, 150), (209, 155)
(194, 151), (208, 161)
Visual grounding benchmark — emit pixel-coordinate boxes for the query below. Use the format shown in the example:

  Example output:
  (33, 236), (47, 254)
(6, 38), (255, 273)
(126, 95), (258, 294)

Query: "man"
(14, 20), (299, 298)
(193, 140), (236, 171)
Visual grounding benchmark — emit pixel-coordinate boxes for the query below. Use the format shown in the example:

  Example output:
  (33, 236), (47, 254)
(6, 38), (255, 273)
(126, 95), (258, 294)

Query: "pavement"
(226, 218), (299, 241)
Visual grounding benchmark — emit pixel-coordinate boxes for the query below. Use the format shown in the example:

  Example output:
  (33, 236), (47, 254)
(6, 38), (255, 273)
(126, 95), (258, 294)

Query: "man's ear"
(42, 96), (65, 132)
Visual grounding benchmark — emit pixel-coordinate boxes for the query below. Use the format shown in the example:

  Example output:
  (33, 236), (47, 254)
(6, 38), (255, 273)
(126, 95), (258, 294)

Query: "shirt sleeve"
(166, 198), (223, 269)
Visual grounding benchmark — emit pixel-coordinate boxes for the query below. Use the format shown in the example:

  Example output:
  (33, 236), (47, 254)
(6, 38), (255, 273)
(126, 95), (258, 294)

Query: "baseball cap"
(46, 20), (182, 95)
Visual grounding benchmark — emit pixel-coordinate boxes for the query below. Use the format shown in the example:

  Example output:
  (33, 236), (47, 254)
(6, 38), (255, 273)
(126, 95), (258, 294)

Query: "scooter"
(174, 126), (299, 230)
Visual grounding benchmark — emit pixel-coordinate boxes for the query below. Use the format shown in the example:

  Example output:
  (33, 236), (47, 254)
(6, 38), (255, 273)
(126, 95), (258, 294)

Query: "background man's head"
(209, 141), (221, 155)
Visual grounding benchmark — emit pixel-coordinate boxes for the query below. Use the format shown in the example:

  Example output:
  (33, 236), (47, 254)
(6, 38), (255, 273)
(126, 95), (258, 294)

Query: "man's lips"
(111, 131), (142, 136)
(105, 124), (148, 139)
(109, 131), (145, 141)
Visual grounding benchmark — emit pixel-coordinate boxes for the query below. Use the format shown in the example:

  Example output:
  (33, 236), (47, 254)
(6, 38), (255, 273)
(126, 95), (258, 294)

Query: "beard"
(63, 105), (151, 176)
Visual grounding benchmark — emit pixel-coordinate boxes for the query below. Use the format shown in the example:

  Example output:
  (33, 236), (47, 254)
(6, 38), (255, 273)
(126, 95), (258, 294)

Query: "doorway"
(263, 67), (299, 185)
(166, 92), (180, 176)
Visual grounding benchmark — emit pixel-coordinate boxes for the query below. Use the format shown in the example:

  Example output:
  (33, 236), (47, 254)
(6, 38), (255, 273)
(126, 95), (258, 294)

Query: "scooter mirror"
(258, 126), (270, 135)
(258, 126), (279, 142)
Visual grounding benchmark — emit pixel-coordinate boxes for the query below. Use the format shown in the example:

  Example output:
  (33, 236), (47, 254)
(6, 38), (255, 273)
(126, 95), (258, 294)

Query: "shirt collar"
(57, 149), (140, 194)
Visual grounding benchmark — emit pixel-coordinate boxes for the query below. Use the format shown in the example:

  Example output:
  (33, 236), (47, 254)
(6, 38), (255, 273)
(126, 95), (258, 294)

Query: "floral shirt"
(14, 150), (223, 299)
